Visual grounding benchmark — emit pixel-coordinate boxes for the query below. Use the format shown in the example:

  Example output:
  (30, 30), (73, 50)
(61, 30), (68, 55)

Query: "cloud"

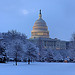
(22, 9), (29, 15)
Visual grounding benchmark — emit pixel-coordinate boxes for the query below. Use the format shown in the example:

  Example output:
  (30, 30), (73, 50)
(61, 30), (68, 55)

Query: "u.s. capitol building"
(29, 10), (69, 50)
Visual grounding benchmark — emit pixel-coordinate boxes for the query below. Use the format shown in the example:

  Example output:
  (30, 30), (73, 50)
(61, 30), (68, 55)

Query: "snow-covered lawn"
(0, 62), (75, 75)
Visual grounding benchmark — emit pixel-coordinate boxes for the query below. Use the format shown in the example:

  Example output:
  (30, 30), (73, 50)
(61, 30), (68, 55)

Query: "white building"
(29, 10), (68, 50)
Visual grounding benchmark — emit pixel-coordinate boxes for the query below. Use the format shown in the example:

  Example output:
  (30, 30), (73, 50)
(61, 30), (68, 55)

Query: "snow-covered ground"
(0, 62), (75, 75)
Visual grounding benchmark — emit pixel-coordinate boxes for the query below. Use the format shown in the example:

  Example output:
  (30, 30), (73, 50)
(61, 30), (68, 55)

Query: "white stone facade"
(30, 10), (68, 50)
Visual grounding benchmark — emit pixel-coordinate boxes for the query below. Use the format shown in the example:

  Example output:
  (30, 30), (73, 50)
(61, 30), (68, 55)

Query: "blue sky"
(0, 0), (75, 41)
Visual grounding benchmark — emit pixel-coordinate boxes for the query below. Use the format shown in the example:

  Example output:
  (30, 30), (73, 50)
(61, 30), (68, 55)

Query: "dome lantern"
(39, 10), (42, 18)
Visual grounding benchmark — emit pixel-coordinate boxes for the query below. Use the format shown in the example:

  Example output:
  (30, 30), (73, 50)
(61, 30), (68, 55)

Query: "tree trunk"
(16, 52), (17, 66)
(16, 61), (17, 65)
(28, 58), (30, 64)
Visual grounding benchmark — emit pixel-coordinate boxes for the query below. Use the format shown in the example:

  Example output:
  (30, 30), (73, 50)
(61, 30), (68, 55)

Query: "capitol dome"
(31, 10), (49, 39)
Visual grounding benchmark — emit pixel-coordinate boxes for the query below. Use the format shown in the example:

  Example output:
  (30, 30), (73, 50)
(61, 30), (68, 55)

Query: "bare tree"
(25, 42), (39, 64)
(14, 43), (23, 65)
(5, 39), (25, 65)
